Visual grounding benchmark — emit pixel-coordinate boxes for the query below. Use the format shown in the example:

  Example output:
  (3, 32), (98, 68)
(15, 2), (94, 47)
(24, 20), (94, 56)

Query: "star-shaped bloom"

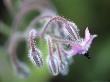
(63, 27), (97, 56)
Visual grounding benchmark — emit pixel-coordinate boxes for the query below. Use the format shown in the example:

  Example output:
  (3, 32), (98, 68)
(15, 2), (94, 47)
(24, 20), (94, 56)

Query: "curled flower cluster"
(28, 16), (97, 76)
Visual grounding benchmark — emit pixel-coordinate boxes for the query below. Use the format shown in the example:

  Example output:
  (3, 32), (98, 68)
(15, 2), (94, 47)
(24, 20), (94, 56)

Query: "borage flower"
(63, 27), (97, 58)
(27, 16), (97, 76)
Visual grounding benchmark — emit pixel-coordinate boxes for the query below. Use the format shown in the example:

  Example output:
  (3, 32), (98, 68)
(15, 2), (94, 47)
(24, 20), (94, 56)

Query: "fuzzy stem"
(56, 42), (63, 63)
(47, 37), (53, 58)
(7, 32), (23, 65)
(41, 16), (78, 41)
(27, 16), (52, 38)
(52, 36), (73, 44)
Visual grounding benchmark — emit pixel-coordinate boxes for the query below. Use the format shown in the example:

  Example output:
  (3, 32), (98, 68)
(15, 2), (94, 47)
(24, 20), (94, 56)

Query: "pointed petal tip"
(85, 27), (91, 42)
(85, 27), (97, 40)
(86, 27), (89, 30)
(85, 27), (90, 34)
(85, 27), (97, 37)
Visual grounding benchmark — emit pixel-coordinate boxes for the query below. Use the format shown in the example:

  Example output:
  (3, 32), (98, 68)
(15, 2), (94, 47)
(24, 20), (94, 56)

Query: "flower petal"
(85, 27), (91, 42)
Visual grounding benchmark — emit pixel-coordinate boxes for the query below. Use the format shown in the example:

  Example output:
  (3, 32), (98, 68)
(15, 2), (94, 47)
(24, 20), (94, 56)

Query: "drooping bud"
(46, 35), (59, 76)
(29, 48), (43, 67)
(59, 61), (69, 76)
(28, 29), (43, 67)
(56, 42), (69, 76)
(47, 56), (59, 76)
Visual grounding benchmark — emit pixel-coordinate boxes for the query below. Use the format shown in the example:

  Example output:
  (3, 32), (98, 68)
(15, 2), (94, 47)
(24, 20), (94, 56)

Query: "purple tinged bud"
(63, 21), (80, 41)
(59, 61), (69, 76)
(56, 43), (69, 75)
(29, 48), (43, 67)
(28, 29), (43, 67)
(68, 21), (80, 40)
(47, 56), (59, 76)
(46, 35), (59, 76)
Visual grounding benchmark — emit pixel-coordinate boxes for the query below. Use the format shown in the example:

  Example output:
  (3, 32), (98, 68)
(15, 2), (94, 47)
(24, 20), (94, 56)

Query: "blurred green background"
(0, 0), (110, 82)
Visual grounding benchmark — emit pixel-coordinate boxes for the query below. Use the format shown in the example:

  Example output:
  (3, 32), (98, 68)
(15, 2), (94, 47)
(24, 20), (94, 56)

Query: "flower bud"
(47, 56), (59, 76)
(59, 61), (69, 76)
(29, 48), (43, 67)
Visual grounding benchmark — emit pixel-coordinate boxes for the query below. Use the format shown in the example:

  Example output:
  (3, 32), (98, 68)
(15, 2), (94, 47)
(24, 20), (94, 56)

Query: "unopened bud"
(59, 61), (69, 76)
(29, 48), (43, 67)
(47, 56), (59, 76)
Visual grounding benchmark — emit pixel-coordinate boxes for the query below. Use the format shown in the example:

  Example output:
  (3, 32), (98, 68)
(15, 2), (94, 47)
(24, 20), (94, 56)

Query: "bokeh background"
(0, 0), (110, 82)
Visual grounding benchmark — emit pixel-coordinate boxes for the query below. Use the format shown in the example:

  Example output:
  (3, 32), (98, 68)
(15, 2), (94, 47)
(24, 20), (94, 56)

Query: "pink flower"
(64, 27), (97, 56)
(82, 27), (97, 54)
